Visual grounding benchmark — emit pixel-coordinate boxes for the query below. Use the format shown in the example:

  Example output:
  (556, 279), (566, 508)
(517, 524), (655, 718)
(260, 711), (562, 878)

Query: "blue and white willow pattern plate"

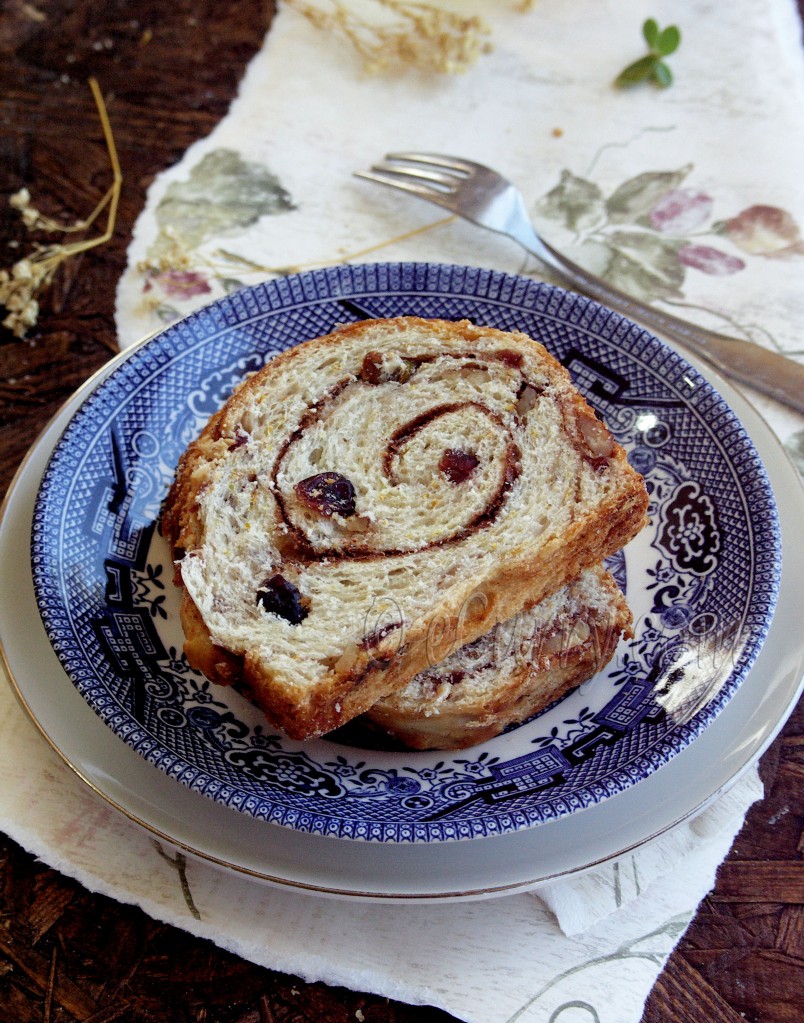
(31, 263), (781, 843)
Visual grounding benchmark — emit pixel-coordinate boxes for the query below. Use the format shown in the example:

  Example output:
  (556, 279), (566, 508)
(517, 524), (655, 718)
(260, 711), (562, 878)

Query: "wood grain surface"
(0, 2), (801, 1020)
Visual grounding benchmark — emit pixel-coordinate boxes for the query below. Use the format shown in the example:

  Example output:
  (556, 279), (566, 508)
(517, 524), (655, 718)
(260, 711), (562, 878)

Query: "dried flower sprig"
(0, 77), (122, 338)
(285, 0), (492, 75)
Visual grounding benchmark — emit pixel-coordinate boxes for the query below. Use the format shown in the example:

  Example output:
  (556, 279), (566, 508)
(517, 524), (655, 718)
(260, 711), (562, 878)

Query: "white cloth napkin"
(115, 0), (804, 460)
(3, 1), (802, 1021)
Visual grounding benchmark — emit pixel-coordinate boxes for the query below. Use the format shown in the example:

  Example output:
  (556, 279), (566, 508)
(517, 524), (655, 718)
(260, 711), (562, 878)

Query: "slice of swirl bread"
(162, 316), (648, 740)
(364, 565), (631, 750)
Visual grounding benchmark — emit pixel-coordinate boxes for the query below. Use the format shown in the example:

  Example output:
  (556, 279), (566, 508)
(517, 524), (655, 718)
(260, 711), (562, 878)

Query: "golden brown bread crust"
(162, 316), (648, 740)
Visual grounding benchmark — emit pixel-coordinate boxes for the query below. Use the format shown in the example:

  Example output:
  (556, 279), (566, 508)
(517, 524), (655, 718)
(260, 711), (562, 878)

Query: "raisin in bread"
(364, 565), (631, 750)
(162, 316), (648, 740)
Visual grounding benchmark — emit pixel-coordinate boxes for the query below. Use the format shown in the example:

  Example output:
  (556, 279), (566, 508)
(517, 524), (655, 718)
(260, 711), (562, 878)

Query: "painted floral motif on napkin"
(531, 165), (804, 344)
(140, 148), (296, 320)
(136, 149), (804, 353)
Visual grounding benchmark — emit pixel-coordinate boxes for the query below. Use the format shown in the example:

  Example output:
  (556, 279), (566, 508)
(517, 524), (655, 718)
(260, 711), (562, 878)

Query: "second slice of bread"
(162, 316), (648, 739)
(364, 565), (631, 750)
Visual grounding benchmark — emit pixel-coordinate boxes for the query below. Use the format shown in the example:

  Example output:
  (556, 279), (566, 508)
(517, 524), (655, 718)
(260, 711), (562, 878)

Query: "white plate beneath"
(2, 346), (802, 900)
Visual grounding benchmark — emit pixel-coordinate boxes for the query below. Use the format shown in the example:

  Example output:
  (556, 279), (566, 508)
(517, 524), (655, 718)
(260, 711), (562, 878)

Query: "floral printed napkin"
(115, 0), (804, 468)
(3, 2), (802, 1022)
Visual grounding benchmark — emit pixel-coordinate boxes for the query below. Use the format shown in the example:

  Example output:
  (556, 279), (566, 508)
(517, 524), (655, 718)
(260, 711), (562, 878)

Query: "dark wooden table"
(1, 3), (801, 1020)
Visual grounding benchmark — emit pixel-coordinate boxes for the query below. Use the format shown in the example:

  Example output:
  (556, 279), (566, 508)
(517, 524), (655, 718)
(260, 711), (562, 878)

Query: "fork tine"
(369, 161), (458, 190)
(354, 169), (455, 207)
(385, 152), (478, 175)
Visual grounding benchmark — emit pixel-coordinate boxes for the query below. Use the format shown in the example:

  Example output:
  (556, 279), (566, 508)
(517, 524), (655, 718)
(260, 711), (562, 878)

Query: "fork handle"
(511, 226), (804, 416)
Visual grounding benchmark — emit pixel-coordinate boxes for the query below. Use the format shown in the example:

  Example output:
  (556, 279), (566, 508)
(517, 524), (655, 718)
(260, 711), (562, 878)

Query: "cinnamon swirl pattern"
(273, 353), (523, 559)
(162, 316), (648, 739)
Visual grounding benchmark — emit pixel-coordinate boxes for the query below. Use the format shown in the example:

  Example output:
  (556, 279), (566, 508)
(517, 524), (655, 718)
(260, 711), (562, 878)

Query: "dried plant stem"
(48, 77), (122, 258)
(215, 213), (456, 276)
(0, 77), (122, 338)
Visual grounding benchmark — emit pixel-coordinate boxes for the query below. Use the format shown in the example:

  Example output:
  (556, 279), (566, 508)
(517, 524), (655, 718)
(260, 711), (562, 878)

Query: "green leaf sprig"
(615, 18), (681, 89)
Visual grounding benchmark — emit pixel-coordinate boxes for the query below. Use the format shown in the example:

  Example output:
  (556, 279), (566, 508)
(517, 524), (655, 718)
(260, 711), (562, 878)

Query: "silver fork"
(356, 152), (804, 414)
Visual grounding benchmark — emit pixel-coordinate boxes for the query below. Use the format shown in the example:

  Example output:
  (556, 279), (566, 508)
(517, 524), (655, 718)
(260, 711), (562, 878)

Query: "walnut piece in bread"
(161, 317), (648, 740)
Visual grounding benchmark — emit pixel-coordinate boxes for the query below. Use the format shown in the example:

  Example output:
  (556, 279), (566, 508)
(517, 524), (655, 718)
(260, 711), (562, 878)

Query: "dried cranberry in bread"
(365, 565), (631, 750)
(161, 316), (648, 740)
